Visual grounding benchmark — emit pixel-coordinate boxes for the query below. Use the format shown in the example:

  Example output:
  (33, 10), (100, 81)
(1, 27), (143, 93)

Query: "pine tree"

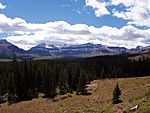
(22, 60), (32, 100)
(112, 83), (121, 104)
(12, 53), (17, 63)
(28, 59), (36, 98)
(7, 73), (16, 104)
(43, 66), (56, 98)
(72, 65), (80, 91)
(35, 69), (42, 93)
(101, 67), (105, 79)
(67, 69), (73, 93)
(76, 69), (87, 95)
(12, 54), (23, 101)
(13, 63), (23, 101)
(0, 87), (2, 103)
(58, 68), (68, 95)
(49, 66), (57, 98)
(43, 67), (50, 97)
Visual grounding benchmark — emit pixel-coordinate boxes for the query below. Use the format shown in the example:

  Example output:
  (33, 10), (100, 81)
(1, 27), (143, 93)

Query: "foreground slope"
(0, 76), (150, 113)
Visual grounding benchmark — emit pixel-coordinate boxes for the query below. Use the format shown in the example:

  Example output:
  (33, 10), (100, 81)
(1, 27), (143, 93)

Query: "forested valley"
(0, 54), (150, 104)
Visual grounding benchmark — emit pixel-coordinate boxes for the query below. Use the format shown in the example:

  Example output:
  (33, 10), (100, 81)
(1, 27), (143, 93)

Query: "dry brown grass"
(128, 53), (150, 61)
(0, 76), (150, 113)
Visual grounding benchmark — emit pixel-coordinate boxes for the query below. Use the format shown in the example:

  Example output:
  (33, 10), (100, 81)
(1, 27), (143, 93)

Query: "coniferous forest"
(0, 54), (150, 104)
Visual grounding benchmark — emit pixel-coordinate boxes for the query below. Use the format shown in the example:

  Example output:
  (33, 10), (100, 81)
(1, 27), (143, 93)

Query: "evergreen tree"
(48, 66), (57, 98)
(112, 83), (121, 104)
(58, 68), (68, 95)
(7, 73), (16, 104)
(72, 65), (80, 91)
(28, 59), (37, 98)
(22, 60), (32, 100)
(0, 87), (2, 103)
(12, 53), (17, 63)
(35, 69), (42, 93)
(14, 65), (24, 100)
(12, 54), (23, 101)
(101, 67), (105, 79)
(67, 70), (73, 93)
(43, 67), (50, 97)
(43, 66), (56, 98)
(76, 69), (87, 95)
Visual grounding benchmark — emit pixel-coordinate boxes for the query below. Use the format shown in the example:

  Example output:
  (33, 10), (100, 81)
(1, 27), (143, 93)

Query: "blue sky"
(0, 0), (127, 27)
(0, 0), (150, 50)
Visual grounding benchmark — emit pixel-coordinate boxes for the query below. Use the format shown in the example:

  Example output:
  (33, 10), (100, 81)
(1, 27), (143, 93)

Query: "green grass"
(129, 88), (150, 102)
(137, 102), (150, 113)
(137, 89), (150, 113)
(128, 93), (145, 103)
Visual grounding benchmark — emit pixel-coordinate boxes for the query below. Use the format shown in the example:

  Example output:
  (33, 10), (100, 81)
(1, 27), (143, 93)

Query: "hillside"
(1, 76), (150, 113)
(128, 53), (150, 61)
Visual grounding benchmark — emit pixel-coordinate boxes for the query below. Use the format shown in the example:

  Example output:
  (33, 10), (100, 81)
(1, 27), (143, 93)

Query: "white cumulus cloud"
(0, 3), (6, 9)
(84, 0), (150, 27)
(0, 14), (149, 50)
(85, 0), (110, 16)
(112, 0), (150, 27)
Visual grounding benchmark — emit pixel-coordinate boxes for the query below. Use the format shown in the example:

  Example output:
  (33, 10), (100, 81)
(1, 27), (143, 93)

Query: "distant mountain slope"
(0, 39), (25, 59)
(27, 43), (127, 57)
(0, 39), (150, 59)
(27, 43), (60, 56)
(126, 46), (150, 54)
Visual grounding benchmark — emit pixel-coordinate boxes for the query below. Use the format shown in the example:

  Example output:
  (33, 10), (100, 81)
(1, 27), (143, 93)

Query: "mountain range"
(0, 39), (150, 59)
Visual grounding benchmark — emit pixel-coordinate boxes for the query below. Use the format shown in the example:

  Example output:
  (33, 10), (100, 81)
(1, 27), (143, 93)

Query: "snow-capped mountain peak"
(36, 43), (58, 49)
(0, 39), (150, 59)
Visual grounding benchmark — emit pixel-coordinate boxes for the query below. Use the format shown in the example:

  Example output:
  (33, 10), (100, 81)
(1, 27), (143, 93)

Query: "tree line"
(0, 54), (150, 104)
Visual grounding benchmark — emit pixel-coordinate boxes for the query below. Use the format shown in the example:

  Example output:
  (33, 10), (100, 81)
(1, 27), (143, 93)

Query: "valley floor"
(0, 76), (150, 113)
